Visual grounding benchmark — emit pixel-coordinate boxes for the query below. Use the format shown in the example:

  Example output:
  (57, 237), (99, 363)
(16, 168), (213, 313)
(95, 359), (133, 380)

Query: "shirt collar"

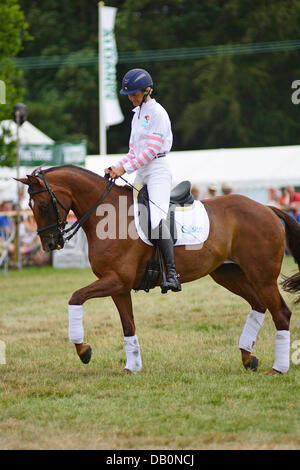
(132, 98), (156, 113)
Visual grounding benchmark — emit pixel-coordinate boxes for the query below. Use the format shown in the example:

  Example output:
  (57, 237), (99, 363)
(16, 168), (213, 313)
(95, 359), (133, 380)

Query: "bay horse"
(18, 165), (300, 375)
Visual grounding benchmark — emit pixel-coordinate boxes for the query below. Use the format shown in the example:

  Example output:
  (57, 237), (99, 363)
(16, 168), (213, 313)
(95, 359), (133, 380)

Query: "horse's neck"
(66, 174), (131, 234)
(69, 174), (108, 219)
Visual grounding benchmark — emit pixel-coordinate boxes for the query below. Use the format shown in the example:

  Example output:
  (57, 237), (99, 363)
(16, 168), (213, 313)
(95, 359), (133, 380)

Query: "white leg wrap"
(68, 304), (84, 344)
(239, 310), (265, 352)
(273, 330), (290, 373)
(124, 335), (142, 373)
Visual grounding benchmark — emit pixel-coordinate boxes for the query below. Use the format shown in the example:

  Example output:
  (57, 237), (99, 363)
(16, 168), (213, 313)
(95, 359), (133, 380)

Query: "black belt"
(156, 153), (166, 158)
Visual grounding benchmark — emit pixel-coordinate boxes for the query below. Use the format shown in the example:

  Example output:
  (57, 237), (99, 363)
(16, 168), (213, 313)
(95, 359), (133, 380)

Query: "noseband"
(29, 170), (115, 244)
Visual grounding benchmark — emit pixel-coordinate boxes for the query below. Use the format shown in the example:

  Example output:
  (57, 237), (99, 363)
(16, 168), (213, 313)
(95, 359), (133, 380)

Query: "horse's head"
(17, 169), (72, 251)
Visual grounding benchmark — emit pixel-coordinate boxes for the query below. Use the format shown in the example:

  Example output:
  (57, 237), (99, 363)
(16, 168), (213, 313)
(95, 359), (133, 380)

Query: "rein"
(63, 176), (114, 242)
(30, 170), (115, 242)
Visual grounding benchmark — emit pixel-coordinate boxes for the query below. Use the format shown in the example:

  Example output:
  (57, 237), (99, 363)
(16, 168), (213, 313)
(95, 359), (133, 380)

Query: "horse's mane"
(42, 165), (133, 194)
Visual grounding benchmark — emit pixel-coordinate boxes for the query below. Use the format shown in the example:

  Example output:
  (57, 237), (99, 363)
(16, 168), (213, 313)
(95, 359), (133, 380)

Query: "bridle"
(29, 171), (69, 237)
(29, 170), (115, 245)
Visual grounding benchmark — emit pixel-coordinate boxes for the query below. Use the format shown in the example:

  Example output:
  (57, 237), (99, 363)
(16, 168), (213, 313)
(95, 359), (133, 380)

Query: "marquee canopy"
(0, 119), (54, 145)
(1, 145), (300, 203)
(85, 145), (300, 195)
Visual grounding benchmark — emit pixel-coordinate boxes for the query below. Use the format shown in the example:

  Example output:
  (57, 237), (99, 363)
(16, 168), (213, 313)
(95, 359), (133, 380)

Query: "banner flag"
(99, 4), (124, 153)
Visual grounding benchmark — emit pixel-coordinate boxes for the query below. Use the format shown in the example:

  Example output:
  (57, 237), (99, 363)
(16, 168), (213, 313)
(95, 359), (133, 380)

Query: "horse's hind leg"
(248, 280), (291, 374)
(210, 263), (266, 371)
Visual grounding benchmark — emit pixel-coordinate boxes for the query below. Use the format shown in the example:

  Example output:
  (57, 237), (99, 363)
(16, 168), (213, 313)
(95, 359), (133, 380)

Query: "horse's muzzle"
(43, 232), (65, 251)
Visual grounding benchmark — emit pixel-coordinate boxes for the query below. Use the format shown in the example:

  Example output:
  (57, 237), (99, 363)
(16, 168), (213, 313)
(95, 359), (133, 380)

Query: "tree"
(0, 0), (29, 166)
(17, 0), (300, 155)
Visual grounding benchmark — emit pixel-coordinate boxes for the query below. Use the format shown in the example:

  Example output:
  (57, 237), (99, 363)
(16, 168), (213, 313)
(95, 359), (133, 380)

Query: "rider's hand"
(105, 166), (125, 179)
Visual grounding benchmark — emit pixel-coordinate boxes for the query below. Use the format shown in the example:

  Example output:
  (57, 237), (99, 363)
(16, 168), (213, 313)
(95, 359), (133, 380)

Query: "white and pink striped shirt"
(116, 98), (173, 174)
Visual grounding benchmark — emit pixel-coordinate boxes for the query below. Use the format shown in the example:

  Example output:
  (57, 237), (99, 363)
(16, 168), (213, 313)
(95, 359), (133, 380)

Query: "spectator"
(203, 183), (218, 199)
(19, 214), (50, 266)
(0, 200), (13, 233)
(191, 185), (200, 200)
(221, 182), (233, 196)
(16, 187), (30, 212)
(0, 201), (15, 263)
(279, 186), (300, 220)
(268, 188), (282, 208)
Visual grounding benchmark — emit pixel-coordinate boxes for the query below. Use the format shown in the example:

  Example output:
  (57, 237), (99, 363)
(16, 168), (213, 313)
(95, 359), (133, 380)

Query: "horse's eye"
(38, 201), (50, 216)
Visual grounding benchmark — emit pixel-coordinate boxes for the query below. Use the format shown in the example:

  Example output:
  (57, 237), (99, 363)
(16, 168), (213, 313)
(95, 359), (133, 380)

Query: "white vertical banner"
(98, 3), (124, 155)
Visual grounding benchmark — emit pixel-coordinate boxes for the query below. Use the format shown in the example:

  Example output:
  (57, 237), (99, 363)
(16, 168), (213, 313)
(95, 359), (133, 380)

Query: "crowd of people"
(0, 191), (50, 269)
(268, 185), (300, 222)
(191, 181), (233, 200)
(191, 182), (300, 222)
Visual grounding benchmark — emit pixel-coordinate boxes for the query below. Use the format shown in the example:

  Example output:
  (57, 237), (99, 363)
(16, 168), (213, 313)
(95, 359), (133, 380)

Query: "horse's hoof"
(79, 346), (92, 364)
(244, 355), (259, 371)
(121, 368), (132, 374)
(263, 368), (282, 375)
(75, 343), (92, 364)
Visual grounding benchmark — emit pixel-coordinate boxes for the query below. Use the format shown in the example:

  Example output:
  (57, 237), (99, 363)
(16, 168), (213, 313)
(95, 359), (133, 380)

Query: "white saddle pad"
(133, 185), (210, 247)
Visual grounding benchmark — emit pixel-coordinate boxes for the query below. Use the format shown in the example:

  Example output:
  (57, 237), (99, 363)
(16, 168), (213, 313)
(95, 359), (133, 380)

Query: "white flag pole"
(98, 1), (107, 156)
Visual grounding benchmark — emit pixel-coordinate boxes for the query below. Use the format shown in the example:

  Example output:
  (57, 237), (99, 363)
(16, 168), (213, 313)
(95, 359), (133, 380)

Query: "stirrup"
(167, 273), (182, 292)
(161, 273), (181, 294)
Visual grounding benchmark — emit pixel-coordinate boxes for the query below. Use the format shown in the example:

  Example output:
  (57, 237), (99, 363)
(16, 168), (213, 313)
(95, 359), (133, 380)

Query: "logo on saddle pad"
(181, 224), (203, 234)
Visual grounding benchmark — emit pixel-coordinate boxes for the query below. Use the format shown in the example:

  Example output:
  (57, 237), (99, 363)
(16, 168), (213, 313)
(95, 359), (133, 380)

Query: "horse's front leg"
(112, 292), (142, 374)
(68, 273), (125, 365)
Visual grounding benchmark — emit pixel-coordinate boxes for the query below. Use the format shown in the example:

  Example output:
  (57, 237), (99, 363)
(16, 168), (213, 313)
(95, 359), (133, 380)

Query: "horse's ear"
(14, 177), (30, 185)
(14, 175), (45, 188)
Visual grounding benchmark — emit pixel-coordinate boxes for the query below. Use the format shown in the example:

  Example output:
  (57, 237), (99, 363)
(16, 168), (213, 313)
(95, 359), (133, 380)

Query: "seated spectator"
(0, 201), (13, 233)
(221, 182), (233, 196)
(203, 183), (218, 199)
(0, 201), (15, 263)
(279, 186), (300, 220)
(19, 215), (50, 266)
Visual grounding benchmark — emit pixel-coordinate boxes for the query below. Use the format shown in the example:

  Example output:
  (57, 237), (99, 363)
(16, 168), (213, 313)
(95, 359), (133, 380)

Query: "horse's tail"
(270, 206), (300, 302)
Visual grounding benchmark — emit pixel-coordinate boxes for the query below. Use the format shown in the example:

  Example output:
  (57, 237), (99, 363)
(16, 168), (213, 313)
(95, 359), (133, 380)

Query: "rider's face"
(128, 90), (144, 107)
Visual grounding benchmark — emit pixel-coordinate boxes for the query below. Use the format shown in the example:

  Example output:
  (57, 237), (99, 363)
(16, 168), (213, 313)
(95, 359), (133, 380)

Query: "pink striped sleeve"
(148, 135), (164, 144)
(116, 143), (136, 168)
(122, 133), (165, 174)
(148, 143), (161, 151)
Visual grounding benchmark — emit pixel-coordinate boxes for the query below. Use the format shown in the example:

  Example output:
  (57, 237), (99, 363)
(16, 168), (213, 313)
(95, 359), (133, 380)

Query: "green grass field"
(0, 256), (299, 450)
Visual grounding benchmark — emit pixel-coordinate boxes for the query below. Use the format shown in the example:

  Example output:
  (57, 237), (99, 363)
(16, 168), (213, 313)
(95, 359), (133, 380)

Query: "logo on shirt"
(141, 115), (150, 128)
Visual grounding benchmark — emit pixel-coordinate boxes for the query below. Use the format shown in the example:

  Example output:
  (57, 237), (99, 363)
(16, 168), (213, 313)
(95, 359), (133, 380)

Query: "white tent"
(1, 144), (300, 204)
(0, 119), (54, 145)
(85, 145), (300, 204)
(0, 120), (54, 202)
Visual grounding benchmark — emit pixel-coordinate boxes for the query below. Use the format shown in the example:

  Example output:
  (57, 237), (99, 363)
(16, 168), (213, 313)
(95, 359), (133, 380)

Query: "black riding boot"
(157, 220), (181, 293)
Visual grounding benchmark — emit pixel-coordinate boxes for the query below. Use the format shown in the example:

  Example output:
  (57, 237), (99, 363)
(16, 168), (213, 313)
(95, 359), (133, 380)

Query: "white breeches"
(135, 157), (172, 229)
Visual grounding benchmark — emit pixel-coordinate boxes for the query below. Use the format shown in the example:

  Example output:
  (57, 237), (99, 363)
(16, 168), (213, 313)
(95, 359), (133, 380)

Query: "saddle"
(137, 181), (194, 245)
(136, 181), (194, 293)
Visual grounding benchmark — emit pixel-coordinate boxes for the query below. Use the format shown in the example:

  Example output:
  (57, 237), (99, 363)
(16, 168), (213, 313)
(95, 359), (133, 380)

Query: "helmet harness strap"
(138, 87), (152, 118)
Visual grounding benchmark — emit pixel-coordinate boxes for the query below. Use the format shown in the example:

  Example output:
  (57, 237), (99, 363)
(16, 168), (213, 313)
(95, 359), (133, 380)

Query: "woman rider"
(105, 68), (181, 293)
